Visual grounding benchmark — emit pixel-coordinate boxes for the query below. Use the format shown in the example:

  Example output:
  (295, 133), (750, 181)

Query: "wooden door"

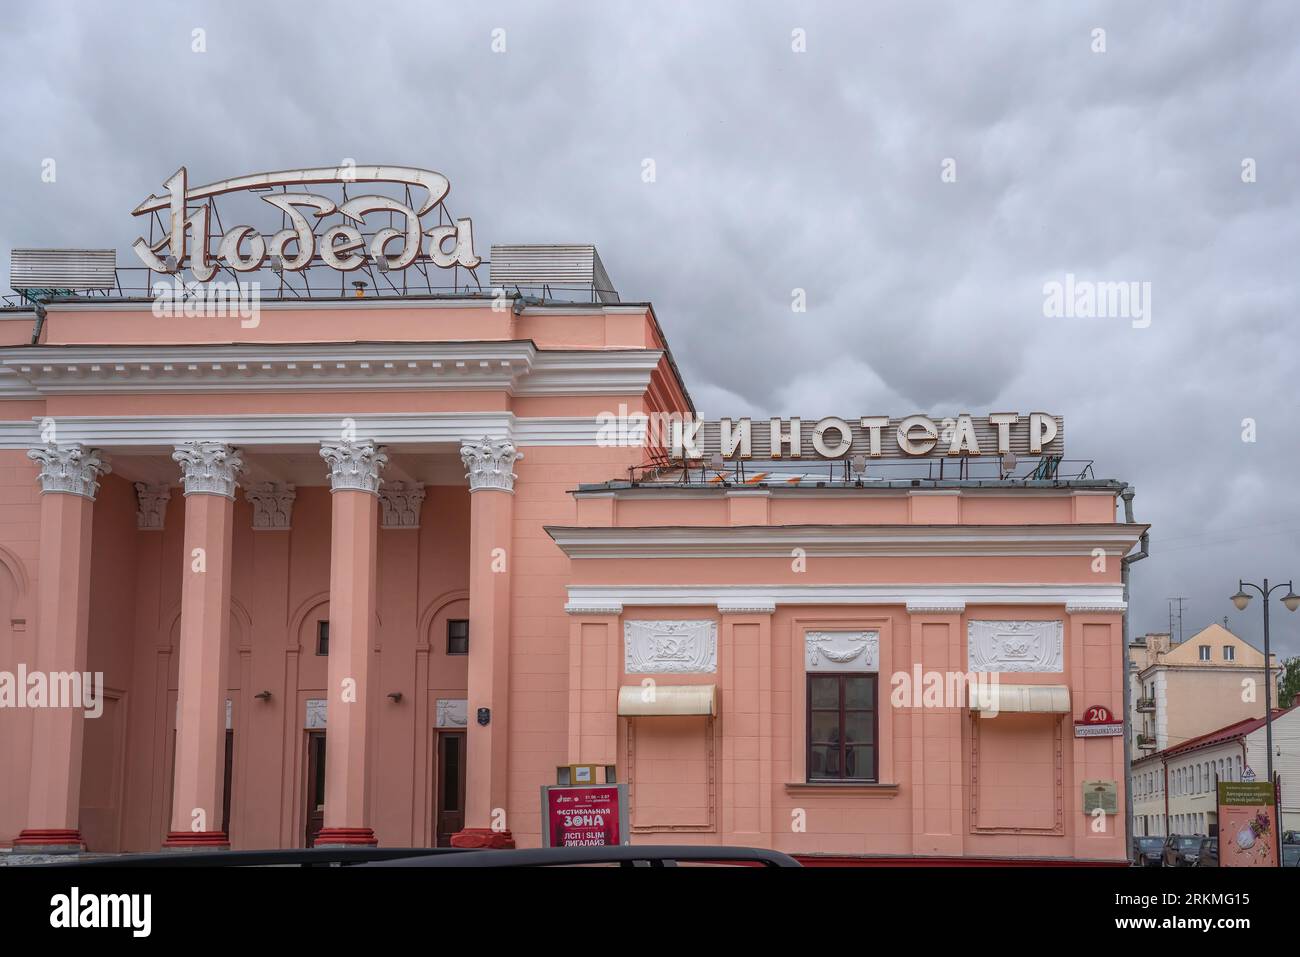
(435, 731), (466, 847)
(222, 730), (233, 835)
(305, 731), (326, 847)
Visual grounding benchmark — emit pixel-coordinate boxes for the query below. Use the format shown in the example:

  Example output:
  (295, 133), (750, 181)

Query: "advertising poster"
(542, 784), (628, 848)
(1216, 781), (1279, 868)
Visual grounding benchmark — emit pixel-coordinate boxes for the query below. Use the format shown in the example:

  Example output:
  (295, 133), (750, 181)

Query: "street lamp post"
(1230, 579), (1300, 783)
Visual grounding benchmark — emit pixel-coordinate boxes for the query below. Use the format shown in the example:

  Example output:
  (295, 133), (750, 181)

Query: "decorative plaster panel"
(244, 481), (296, 529)
(134, 482), (171, 529)
(436, 698), (468, 728)
(967, 619), (1064, 673)
(305, 698), (327, 729)
(379, 481), (426, 528)
(624, 619), (718, 674)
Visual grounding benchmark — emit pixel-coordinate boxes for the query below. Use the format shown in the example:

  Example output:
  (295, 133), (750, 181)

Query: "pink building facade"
(0, 262), (1145, 862)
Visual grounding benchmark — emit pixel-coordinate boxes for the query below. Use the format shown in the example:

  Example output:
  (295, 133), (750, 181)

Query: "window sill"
(785, 782), (900, 797)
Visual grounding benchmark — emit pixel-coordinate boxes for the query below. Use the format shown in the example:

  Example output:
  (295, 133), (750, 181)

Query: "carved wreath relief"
(805, 631), (880, 672)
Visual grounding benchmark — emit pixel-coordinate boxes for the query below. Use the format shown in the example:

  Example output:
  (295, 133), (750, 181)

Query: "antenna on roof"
(1167, 597), (1188, 644)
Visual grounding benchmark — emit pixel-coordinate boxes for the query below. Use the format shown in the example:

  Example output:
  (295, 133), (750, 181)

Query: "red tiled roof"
(1139, 704), (1298, 762)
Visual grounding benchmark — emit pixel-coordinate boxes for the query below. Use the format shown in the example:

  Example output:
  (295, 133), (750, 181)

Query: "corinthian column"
(316, 439), (387, 845)
(164, 442), (243, 849)
(452, 436), (521, 848)
(14, 444), (109, 854)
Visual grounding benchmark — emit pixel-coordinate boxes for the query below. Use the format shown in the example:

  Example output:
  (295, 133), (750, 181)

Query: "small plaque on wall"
(1082, 779), (1118, 815)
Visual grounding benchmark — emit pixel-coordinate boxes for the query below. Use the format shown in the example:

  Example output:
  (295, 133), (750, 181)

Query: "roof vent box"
(489, 244), (619, 303)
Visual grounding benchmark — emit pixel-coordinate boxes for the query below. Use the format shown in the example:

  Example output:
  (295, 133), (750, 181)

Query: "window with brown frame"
(316, 620), (329, 656)
(807, 673), (877, 782)
(447, 619), (469, 655)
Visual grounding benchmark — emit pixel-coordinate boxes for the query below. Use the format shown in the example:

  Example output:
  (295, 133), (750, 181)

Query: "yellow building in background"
(1129, 623), (1280, 756)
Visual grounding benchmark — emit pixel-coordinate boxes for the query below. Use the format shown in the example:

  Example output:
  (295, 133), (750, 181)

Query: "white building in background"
(1131, 705), (1300, 837)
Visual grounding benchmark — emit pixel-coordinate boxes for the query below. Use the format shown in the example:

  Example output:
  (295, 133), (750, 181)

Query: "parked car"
(1282, 844), (1300, 867)
(1162, 834), (1205, 867)
(1132, 836), (1164, 867)
(1192, 836), (1218, 867)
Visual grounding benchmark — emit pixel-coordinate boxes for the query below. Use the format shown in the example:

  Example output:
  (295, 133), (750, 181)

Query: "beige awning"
(970, 683), (1070, 715)
(618, 684), (717, 717)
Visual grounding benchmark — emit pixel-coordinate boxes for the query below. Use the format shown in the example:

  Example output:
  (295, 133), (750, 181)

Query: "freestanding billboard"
(1216, 781), (1280, 867)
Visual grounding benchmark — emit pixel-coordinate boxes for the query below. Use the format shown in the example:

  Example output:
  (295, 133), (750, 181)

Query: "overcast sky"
(0, 1), (1297, 654)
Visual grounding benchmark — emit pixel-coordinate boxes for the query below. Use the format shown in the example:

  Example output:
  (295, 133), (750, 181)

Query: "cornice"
(545, 524), (1146, 559)
(0, 343), (662, 397)
(565, 582), (1126, 613)
(0, 412), (624, 451)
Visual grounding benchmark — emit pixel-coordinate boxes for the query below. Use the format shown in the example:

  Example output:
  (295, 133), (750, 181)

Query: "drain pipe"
(28, 301), (47, 344)
(1120, 485), (1149, 860)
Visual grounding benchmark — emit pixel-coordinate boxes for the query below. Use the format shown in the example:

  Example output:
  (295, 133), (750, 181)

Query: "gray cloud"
(1, 0), (1297, 653)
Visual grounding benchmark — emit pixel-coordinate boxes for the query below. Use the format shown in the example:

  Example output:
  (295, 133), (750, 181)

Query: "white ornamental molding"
(1065, 600), (1127, 614)
(461, 435), (522, 492)
(379, 481), (426, 528)
(436, 698), (468, 728)
(906, 600), (966, 614)
(172, 441), (244, 498)
(717, 599), (777, 615)
(134, 482), (171, 530)
(244, 482), (296, 530)
(320, 439), (389, 494)
(805, 631), (880, 673)
(967, 619), (1064, 673)
(27, 443), (110, 500)
(624, 619), (718, 674)
(564, 602), (624, 616)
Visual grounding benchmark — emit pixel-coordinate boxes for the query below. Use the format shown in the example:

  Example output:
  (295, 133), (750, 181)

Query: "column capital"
(27, 443), (111, 500)
(320, 439), (388, 494)
(460, 435), (522, 492)
(172, 442), (244, 498)
(379, 481), (425, 528)
(134, 482), (172, 530)
(244, 481), (297, 530)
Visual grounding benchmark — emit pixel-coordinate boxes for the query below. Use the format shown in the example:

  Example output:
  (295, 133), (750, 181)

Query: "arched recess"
(152, 597), (254, 846)
(281, 591), (384, 849)
(287, 591), (332, 654)
(161, 600), (253, 692)
(0, 545), (31, 847)
(417, 590), (469, 650)
(0, 543), (31, 628)
(413, 588), (470, 846)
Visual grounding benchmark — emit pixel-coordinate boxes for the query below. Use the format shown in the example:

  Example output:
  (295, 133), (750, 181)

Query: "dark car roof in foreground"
(32, 844), (800, 868)
(366, 845), (802, 867)
(39, 847), (465, 867)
